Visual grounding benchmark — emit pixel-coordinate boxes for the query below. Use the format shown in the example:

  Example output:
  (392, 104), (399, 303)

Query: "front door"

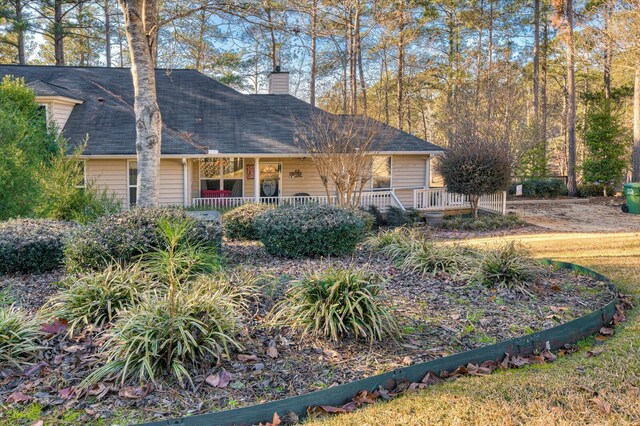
(260, 163), (281, 198)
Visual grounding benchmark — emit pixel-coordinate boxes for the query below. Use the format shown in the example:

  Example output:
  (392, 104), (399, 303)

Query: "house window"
(371, 156), (392, 189)
(199, 158), (244, 197)
(128, 160), (137, 207)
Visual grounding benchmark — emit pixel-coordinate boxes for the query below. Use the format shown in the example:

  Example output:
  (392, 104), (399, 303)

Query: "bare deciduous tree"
(294, 113), (390, 208)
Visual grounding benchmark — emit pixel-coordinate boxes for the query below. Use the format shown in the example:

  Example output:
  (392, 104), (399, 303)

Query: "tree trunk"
(356, 0), (367, 115)
(603, 0), (612, 99)
(54, 0), (65, 66)
(309, 0), (317, 107)
(383, 46), (390, 124)
(541, 13), (548, 172)
(16, 0), (25, 64)
(118, 0), (162, 207)
(266, 0), (277, 70)
(533, 0), (540, 122)
(397, 18), (405, 130)
(566, 0), (578, 196)
(105, 0), (112, 67)
(633, 63), (640, 181)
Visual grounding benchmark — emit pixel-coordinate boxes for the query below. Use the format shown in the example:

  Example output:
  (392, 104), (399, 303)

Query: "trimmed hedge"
(256, 204), (369, 258)
(577, 183), (616, 197)
(223, 203), (273, 240)
(65, 208), (222, 272)
(510, 179), (567, 198)
(0, 219), (75, 275)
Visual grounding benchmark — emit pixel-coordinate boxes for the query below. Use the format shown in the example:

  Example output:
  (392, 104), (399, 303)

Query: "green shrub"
(0, 306), (42, 369)
(365, 205), (422, 229)
(469, 241), (547, 292)
(35, 143), (121, 224)
(255, 204), (368, 258)
(401, 240), (468, 276)
(222, 203), (273, 240)
(270, 266), (398, 341)
(46, 264), (152, 336)
(577, 183), (616, 198)
(0, 219), (75, 274)
(86, 285), (242, 386)
(441, 214), (527, 231)
(65, 208), (222, 272)
(511, 179), (567, 198)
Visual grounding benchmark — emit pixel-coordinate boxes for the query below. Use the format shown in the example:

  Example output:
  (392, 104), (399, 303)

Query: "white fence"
(192, 190), (405, 211)
(413, 188), (507, 215)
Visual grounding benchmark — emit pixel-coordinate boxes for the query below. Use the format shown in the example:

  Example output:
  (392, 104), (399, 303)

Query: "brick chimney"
(268, 66), (289, 95)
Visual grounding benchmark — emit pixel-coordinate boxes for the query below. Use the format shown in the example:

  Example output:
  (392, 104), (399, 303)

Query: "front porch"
(192, 188), (507, 215)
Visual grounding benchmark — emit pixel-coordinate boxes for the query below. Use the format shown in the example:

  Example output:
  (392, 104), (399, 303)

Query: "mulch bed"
(0, 239), (615, 424)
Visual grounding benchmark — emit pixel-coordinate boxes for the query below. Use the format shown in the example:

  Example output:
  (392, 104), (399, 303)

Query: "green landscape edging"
(139, 260), (619, 426)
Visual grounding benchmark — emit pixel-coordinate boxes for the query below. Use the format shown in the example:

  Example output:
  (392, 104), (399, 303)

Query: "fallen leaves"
(40, 318), (68, 337)
(6, 391), (31, 404)
(266, 346), (279, 359)
(237, 354), (259, 362)
(590, 396), (612, 414)
(206, 368), (232, 388)
(118, 384), (153, 400)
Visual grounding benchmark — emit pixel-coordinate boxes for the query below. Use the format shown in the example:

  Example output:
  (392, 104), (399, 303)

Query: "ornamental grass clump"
(222, 203), (273, 240)
(46, 263), (153, 336)
(470, 241), (547, 292)
(87, 286), (241, 386)
(270, 266), (398, 342)
(364, 226), (424, 259)
(400, 240), (468, 276)
(256, 204), (369, 258)
(0, 306), (42, 369)
(84, 218), (238, 386)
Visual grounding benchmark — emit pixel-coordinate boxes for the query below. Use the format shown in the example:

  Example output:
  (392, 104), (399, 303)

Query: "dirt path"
(507, 199), (640, 232)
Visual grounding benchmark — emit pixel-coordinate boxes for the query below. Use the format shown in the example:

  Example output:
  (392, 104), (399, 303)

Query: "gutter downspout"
(182, 158), (188, 207)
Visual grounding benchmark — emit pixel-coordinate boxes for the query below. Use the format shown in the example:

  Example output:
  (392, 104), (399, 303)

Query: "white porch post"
(254, 158), (260, 202)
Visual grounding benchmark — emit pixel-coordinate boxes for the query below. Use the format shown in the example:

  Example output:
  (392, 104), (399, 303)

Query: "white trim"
(76, 151), (444, 160)
(34, 95), (83, 105)
(182, 158), (188, 207)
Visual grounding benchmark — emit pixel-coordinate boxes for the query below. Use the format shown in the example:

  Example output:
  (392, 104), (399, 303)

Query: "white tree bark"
(118, 0), (162, 207)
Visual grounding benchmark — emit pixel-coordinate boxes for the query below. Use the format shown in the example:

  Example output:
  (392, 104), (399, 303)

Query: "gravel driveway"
(507, 198), (640, 232)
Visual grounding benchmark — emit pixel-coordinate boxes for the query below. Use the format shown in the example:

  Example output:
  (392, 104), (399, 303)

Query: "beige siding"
(50, 102), (75, 129)
(159, 159), (184, 206)
(86, 159), (128, 207)
(392, 155), (429, 207)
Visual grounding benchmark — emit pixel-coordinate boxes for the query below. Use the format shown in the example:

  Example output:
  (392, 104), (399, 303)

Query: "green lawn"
(312, 232), (640, 426)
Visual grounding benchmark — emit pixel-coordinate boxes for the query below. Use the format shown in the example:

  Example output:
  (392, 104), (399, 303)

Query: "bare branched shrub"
(294, 113), (391, 208)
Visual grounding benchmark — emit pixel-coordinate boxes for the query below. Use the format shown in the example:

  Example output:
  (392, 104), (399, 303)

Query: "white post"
(502, 191), (507, 215)
(254, 158), (260, 203)
(182, 158), (188, 207)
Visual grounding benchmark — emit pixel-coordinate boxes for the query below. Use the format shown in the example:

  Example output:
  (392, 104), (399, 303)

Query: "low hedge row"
(0, 219), (76, 274)
(65, 208), (222, 272)
(256, 204), (371, 258)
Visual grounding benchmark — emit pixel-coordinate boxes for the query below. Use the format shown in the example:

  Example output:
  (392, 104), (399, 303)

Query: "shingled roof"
(0, 65), (443, 156)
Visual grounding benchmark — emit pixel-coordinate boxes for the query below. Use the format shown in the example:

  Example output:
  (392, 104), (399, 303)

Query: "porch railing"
(413, 188), (507, 215)
(191, 190), (405, 210)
